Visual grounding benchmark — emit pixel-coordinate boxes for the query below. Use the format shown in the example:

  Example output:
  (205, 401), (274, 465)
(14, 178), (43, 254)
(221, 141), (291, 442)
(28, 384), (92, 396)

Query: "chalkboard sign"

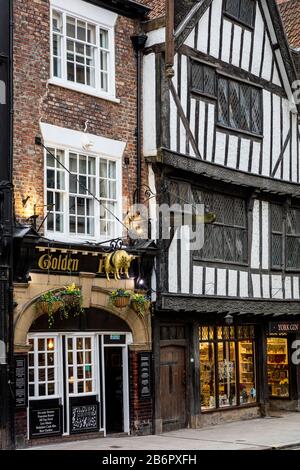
(70, 403), (99, 434)
(15, 356), (28, 409)
(30, 406), (62, 438)
(138, 352), (152, 399)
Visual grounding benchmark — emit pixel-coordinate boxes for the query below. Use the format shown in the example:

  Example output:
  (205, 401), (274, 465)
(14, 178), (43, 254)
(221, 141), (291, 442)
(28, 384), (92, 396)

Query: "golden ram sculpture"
(104, 250), (136, 281)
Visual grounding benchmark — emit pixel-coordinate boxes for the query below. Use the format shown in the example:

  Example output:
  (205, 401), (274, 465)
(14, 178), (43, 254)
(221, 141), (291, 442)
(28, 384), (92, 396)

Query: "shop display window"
(267, 337), (290, 398)
(199, 325), (257, 410)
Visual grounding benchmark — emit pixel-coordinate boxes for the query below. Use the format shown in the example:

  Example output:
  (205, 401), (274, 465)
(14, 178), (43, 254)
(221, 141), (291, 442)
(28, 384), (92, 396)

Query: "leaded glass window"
(191, 61), (216, 97)
(224, 0), (256, 28)
(271, 204), (300, 270)
(217, 77), (262, 135)
(194, 190), (248, 264)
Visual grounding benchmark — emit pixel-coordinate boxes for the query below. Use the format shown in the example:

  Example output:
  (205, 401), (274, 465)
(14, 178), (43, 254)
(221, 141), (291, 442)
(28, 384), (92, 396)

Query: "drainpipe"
(131, 34), (147, 205)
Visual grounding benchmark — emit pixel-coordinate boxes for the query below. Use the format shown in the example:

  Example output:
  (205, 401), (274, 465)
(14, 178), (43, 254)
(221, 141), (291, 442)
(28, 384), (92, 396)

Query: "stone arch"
(14, 285), (151, 352)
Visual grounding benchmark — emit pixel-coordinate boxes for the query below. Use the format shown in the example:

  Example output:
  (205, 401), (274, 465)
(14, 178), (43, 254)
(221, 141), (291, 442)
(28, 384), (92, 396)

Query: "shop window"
(28, 336), (58, 398)
(267, 337), (290, 398)
(199, 325), (256, 410)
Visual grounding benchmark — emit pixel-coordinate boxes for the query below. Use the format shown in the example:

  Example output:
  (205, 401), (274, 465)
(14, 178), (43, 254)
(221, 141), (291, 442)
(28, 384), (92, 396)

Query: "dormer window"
(223, 0), (256, 29)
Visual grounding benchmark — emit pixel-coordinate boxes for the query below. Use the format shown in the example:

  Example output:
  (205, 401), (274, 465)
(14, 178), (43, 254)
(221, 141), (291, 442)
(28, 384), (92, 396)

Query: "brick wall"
(13, 0), (148, 229)
(129, 350), (153, 435)
(139, 0), (166, 19)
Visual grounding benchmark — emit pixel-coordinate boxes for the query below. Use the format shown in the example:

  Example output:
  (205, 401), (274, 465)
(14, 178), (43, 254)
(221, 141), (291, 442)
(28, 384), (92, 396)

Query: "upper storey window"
(218, 77), (262, 136)
(223, 0), (256, 28)
(50, 0), (117, 101)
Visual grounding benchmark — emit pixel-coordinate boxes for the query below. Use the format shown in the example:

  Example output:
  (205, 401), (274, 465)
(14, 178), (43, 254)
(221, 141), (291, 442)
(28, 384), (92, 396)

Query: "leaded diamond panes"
(224, 0), (255, 28)
(272, 234), (283, 267)
(197, 191), (247, 263)
(217, 77), (262, 134)
(191, 61), (216, 96)
(218, 78), (229, 125)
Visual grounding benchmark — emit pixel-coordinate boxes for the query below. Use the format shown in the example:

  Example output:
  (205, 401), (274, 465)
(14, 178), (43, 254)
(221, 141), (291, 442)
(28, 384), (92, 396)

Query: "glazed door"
(65, 335), (100, 435)
(160, 345), (186, 431)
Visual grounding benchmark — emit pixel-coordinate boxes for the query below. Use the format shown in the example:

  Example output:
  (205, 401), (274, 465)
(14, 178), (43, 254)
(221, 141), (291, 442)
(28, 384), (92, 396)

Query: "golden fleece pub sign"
(35, 247), (136, 281)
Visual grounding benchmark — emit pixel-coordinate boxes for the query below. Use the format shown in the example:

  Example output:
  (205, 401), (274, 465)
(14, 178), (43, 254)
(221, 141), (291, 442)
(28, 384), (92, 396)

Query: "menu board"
(30, 406), (62, 438)
(15, 356), (28, 409)
(139, 352), (152, 399)
(70, 403), (99, 434)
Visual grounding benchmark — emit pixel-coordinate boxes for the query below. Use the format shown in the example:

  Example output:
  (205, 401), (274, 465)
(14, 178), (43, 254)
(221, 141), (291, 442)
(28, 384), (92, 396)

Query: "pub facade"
(143, 0), (300, 432)
(11, 0), (155, 447)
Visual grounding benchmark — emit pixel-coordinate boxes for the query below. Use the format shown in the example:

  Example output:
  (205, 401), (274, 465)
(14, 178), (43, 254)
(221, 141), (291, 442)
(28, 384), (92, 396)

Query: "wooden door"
(160, 345), (186, 431)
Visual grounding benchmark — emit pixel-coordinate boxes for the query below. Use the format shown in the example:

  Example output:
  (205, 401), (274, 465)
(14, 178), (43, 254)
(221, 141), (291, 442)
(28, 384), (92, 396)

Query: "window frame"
(223, 0), (256, 30)
(49, 5), (117, 102)
(193, 189), (248, 266)
(199, 325), (257, 411)
(270, 203), (300, 271)
(217, 75), (263, 137)
(190, 59), (217, 100)
(44, 144), (122, 244)
(28, 334), (60, 400)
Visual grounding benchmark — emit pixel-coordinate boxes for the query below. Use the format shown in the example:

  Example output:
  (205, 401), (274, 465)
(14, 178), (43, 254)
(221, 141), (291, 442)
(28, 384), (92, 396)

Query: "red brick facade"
(13, 0), (148, 228)
(129, 351), (153, 435)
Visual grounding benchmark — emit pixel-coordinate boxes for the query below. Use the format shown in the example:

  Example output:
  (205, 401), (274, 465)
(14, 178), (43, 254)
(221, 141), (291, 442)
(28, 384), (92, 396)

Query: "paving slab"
(28, 412), (300, 451)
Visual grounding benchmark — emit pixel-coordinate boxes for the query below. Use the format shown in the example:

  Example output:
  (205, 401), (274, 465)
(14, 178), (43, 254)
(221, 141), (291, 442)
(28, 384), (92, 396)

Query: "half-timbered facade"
(144, 0), (300, 432)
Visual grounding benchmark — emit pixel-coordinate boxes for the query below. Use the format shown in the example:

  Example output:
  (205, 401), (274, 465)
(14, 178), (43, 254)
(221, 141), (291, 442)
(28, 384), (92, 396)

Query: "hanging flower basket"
(109, 289), (131, 308)
(36, 284), (83, 328)
(59, 283), (83, 317)
(131, 293), (150, 317)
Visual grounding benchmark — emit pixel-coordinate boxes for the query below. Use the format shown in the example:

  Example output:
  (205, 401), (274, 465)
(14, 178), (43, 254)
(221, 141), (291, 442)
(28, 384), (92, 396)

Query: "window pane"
(286, 237), (300, 268)
(38, 368), (45, 381)
(70, 154), (77, 172)
(47, 170), (55, 189)
(67, 62), (75, 82)
(77, 217), (85, 233)
(239, 340), (256, 404)
(272, 234), (283, 267)
(267, 337), (289, 398)
(218, 78), (228, 125)
(100, 29), (108, 49)
(52, 10), (63, 33)
(76, 64), (85, 84)
(48, 383), (55, 395)
(229, 81), (240, 129)
(192, 61), (203, 91)
(218, 342), (236, 407)
(77, 21), (86, 41)
(87, 24), (96, 44)
(66, 17), (76, 38)
(47, 213), (54, 231)
(200, 342), (216, 409)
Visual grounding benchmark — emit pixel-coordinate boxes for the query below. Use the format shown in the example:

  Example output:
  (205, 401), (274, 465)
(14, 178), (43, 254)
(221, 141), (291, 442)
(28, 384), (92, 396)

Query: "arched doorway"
(27, 308), (133, 438)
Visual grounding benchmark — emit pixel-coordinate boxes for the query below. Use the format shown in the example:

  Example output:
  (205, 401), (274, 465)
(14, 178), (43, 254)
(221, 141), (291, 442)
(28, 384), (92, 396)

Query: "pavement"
(29, 412), (300, 451)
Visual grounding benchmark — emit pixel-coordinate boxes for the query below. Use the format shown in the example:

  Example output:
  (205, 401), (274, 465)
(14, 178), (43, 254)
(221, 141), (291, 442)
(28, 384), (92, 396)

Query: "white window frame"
(44, 147), (122, 244)
(41, 123), (125, 244)
(49, 0), (119, 103)
(28, 334), (60, 400)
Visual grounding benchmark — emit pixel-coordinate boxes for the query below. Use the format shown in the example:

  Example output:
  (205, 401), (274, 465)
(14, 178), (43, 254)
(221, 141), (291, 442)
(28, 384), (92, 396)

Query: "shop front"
(154, 313), (300, 433)
(13, 243), (154, 448)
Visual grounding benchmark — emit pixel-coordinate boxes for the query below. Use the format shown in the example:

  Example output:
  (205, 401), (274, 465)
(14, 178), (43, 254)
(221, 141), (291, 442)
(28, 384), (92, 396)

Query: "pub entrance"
(27, 309), (132, 440)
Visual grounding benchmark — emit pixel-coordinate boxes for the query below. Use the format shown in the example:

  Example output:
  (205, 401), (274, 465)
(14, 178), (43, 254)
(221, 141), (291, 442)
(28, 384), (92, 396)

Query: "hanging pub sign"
(29, 401), (62, 438)
(269, 322), (300, 334)
(15, 355), (28, 409)
(70, 402), (99, 434)
(33, 247), (137, 280)
(138, 352), (152, 400)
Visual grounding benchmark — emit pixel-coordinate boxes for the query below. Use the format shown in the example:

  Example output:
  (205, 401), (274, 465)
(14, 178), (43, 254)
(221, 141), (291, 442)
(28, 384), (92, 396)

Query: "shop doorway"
(104, 347), (123, 433)
(160, 345), (186, 431)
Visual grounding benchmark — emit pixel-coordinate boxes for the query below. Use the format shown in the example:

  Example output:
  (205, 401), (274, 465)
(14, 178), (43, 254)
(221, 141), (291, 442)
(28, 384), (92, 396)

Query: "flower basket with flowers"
(109, 289), (131, 308)
(59, 283), (83, 318)
(36, 291), (63, 328)
(131, 293), (150, 317)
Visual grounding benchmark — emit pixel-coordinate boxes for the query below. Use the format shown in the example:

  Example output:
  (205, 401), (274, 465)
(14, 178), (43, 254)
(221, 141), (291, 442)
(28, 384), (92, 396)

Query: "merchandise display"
(267, 337), (289, 397)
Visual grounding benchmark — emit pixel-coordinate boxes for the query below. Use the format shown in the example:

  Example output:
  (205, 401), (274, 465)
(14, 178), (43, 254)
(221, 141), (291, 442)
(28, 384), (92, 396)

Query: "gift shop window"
(267, 336), (290, 398)
(199, 325), (257, 410)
